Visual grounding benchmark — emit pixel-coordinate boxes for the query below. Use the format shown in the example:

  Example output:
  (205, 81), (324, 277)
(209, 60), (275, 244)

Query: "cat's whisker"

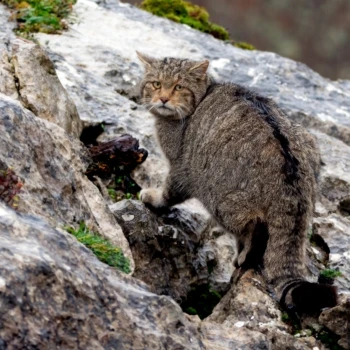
(148, 105), (157, 113)
(177, 103), (190, 112)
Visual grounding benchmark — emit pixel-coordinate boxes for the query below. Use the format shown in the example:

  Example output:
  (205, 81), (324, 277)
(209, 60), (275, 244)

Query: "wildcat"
(137, 52), (337, 313)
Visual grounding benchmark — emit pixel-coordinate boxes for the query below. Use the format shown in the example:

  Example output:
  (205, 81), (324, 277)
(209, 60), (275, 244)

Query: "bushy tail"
(264, 198), (337, 313)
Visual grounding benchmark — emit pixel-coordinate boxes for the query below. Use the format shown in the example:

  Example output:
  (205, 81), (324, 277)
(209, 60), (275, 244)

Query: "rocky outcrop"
(0, 20), (82, 137)
(0, 0), (350, 348)
(319, 296), (350, 349)
(0, 202), (329, 349)
(0, 92), (133, 267)
(11, 39), (83, 138)
(110, 199), (236, 301)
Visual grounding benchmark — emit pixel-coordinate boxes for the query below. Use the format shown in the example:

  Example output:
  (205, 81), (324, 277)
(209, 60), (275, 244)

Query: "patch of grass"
(107, 173), (140, 203)
(140, 0), (255, 50)
(3, 0), (76, 36)
(140, 0), (229, 40)
(107, 188), (135, 202)
(320, 269), (342, 279)
(180, 284), (222, 319)
(231, 41), (255, 50)
(65, 222), (131, 274)
(318, 268), (342, 285)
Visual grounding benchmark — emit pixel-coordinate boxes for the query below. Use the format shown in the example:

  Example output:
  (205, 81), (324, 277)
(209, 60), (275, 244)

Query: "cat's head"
(137, 52), (210, 120)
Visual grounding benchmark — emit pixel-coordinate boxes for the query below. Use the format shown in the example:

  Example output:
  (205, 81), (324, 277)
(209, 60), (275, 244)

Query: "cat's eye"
(175, 85), (183, 91)
(153, 81), (161, 89)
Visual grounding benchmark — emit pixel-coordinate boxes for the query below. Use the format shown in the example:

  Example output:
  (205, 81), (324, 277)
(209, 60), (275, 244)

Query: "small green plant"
(65, 222), (131, 273)
(107, 173), (140, 203)
(3, 0), (76, 36)
(319, 269), (342, 279)
(231, 41), (255, 50)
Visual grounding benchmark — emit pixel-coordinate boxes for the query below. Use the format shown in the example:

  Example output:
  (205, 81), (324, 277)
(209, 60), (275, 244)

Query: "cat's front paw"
(140, 188), (166, 208)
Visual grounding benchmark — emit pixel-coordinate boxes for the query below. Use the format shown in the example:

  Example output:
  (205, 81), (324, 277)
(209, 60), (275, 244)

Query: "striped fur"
(137, 53), (337, 313)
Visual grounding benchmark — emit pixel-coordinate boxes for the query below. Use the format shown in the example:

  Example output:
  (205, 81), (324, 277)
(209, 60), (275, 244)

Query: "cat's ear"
(136, 51), (155, 69)
(189, 60), (209, 78)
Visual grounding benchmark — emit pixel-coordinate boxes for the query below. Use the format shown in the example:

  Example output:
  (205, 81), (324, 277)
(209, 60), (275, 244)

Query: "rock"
(313, 214), (350, 292)
(206, 270), (325, 349)
(0, 0), (349, 347)
(110, 199), (236, 300)
(0, 48), (17, 100)
(312, 130), (350, 212)
(0, 202), (303, 350)
(319, 296), (350, 349)
(0, 92), (133, 267)
(0, 4), (17, 100)
(10, 38), (83, 138)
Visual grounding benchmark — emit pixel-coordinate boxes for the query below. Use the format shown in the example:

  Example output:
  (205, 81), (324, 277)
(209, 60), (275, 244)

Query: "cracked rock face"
(110, 199), (236, 301)
(0, 202), (308, 350)
(0, 0), (349, 348)
(0, 92), (133, 267)
(319, 296), (350, 349)
(0, 36), (82, 137)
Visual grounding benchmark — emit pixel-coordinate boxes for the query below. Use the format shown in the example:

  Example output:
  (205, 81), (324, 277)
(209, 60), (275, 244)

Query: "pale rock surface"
(11, 38), (83, 137)
(0, 92), (133, 267)
(110, 199), (236, 300)
(319, 296), (350, 349)
(0, 202), (311, 350)
(0, 6), (82, 137)
(0, 0), (349, 348)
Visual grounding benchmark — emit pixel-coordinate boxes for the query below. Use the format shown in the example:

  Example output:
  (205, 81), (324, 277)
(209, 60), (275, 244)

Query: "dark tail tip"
(291, 282), (338, 313)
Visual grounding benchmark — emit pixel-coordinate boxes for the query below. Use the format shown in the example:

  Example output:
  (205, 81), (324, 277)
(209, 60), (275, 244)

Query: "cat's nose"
(160, 97), (169, 104)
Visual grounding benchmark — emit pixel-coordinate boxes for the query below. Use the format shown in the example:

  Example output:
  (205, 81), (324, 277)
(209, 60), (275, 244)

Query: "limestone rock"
(0, 0), (349, 347)
(319, 296), (350, 349)
(0, 92), (133, 267)
(110, 199), (236, 300)
(313, 214), (350, 292)
(0, 203), (199, 349)
(0, 4), (17, 100)
(10, 38), (83, 138)
(206, 270), (325, 349)
(0, 202), (305, 350)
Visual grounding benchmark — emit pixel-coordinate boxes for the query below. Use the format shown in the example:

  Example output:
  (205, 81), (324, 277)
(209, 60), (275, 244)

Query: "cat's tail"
(264, 197), (338, 313)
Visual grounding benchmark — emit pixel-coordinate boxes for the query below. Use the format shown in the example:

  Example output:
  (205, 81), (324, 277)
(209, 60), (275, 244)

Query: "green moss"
(140, 0), (229, 40)
(180, 284), (222, 319)
(3, 0), (76, 36)
(319, 269), (342, 279)
(185, 307), (197, 315)
(107, 173), (140, 203)
(232, 41), (255, 50)
(65, 222), (131, 273)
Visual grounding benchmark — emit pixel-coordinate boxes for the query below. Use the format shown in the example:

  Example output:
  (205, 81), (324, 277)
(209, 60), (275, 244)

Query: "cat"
(136, 51), (337, 313)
